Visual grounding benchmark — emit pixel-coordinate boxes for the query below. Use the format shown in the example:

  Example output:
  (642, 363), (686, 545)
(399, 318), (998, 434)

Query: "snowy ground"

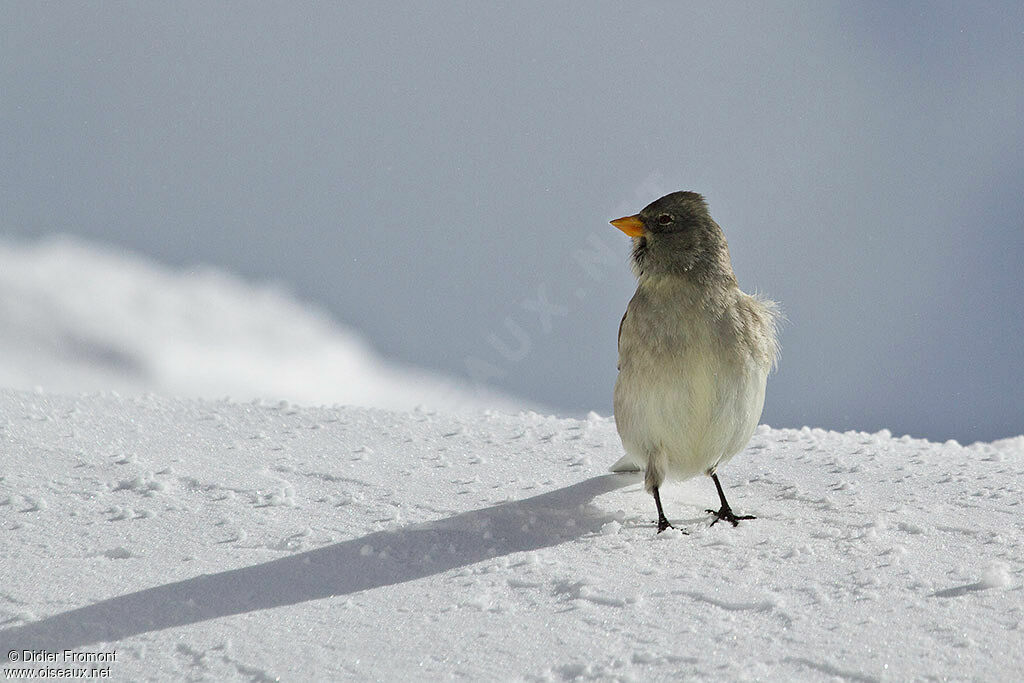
(1, 389), (1021, 681)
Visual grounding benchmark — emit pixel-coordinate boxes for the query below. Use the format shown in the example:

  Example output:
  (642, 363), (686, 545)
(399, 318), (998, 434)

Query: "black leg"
(653, 486), (675, 533)
(706, 472), (755, 527)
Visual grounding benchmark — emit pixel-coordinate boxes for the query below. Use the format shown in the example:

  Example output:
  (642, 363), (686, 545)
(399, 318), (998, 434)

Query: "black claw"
(706, 506), (756, 527)
(652, 485), (686, 533)
(707, 472), (755, 527)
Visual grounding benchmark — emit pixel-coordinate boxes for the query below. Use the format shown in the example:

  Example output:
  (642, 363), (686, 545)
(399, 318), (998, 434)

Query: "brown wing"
(616, 309), (627, 371)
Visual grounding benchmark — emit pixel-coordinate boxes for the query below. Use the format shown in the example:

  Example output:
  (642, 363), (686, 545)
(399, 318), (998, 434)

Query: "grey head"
(611, 191), (737, 286)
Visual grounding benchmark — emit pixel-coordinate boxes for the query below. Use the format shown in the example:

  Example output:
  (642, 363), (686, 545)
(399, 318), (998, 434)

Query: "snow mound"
(1, 390), (1021, 680)
(0, 236), (522, 412)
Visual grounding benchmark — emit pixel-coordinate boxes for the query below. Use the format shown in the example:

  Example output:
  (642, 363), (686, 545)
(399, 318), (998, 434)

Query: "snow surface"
(1, 389), (1022, 680)
(0, 237), (524, 413)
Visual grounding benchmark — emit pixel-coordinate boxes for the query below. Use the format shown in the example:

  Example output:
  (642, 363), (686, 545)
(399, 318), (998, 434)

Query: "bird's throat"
(629, 236), (649, 278)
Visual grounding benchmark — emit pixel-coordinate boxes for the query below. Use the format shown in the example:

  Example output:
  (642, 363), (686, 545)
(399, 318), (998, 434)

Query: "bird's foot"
(706, 506), (755, 527)
(655, 516), (687, 534)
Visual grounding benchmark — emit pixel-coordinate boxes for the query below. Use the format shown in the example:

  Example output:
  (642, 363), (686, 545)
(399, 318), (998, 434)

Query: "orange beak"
(610, 214), (645, 237)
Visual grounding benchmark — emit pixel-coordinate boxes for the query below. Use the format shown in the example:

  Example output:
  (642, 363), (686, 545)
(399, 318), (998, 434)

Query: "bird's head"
(611, 191), (735, 284)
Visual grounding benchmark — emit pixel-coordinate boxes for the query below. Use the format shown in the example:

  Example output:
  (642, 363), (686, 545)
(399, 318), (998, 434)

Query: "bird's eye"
(657, 213), (672, 225)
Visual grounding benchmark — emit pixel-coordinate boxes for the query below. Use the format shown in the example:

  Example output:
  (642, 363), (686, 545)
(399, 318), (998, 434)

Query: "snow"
(0, 236), (1020, 679)
(2, 390), (1022, 680)
(0, 236), (524, 413)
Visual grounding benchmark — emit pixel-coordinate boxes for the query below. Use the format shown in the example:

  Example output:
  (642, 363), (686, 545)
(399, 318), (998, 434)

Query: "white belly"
(613, 309), (768, 484)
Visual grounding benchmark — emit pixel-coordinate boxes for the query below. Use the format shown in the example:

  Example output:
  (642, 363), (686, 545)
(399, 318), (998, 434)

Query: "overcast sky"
(3, 2), (1022, 442)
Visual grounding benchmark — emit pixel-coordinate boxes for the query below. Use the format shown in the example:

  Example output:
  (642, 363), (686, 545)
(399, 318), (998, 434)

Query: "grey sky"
(3, 2), (1022, 442)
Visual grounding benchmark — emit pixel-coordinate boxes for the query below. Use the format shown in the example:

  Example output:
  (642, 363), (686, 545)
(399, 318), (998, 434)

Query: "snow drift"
(0, 236), (523, 413)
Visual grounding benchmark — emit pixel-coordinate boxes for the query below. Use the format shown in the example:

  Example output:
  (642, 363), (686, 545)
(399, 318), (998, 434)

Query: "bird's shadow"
(928, 582), (992, 599)
(0, 473), (636, 652)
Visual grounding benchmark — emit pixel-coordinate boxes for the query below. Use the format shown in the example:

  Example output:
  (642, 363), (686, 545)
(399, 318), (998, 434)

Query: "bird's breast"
(613, 281), (768, 478)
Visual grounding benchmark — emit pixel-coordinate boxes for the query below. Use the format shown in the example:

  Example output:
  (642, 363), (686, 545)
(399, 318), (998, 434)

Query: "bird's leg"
(706, 472), (755, 527)
(652, 486), (675, 533)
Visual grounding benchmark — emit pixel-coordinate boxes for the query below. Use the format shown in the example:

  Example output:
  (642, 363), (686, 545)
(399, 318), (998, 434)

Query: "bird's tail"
(609, 454), (642, 473)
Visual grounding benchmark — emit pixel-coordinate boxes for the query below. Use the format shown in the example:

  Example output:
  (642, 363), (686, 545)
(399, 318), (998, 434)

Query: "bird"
(609, 191), (780, 532)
